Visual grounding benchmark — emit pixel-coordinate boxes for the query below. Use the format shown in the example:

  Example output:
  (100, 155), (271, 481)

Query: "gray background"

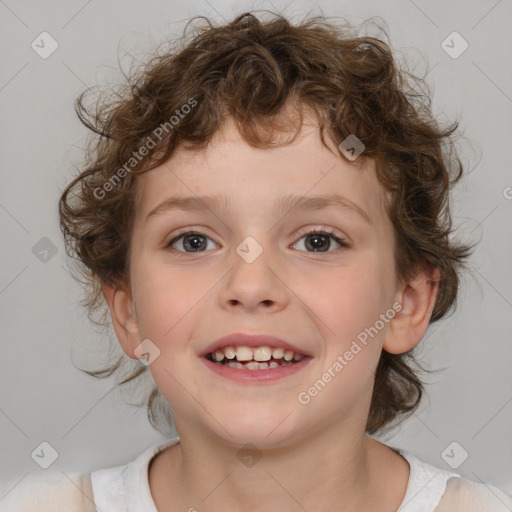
(1, 0), (511, 499)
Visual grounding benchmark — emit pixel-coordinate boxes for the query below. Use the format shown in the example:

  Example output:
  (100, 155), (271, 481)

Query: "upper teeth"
(212, 346), (304, 362)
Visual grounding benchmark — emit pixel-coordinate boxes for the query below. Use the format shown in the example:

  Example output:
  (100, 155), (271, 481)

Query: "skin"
(103, 113), (440, 512)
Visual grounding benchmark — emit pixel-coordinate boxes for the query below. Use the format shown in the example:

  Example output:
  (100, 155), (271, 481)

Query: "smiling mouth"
(205, 345), (306, 370)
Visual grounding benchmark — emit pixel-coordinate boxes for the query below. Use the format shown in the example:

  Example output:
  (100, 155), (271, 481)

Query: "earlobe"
(383, 266), (440, 355)
(101, 282), (141, 359)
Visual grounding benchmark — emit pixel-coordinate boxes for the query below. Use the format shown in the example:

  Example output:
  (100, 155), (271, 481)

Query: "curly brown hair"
(59, 11), (475, 436)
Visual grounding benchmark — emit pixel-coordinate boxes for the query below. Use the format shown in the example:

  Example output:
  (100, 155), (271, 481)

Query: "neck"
(149, 420), (409, 512)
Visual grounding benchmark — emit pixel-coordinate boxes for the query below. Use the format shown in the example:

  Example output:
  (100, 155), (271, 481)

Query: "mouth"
(204, 345), (307, 370)
(199, 333), (312, 381)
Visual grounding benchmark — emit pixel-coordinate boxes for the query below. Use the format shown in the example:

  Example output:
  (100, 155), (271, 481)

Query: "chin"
(210, 409), (300, 448)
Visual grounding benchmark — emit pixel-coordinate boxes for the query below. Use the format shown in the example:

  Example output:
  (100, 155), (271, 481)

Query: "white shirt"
(90, 435), (511, 511)
(3, 435), (511, 511)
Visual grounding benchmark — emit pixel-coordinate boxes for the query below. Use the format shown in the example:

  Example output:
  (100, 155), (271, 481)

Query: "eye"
(165, 227), (349, 255)
(166, 231), (218, 253)
(292, 227), (348, 253)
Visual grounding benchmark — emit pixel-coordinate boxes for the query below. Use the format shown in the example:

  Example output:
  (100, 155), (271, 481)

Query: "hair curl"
(59, 11), (475, 436)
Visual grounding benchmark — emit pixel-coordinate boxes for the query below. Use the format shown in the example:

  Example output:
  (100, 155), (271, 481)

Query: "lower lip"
(200, 356), (312, 382)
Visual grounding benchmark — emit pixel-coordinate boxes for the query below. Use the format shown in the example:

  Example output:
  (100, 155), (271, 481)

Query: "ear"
(101, 282), (141, 359)
(383, 265), (440, 354)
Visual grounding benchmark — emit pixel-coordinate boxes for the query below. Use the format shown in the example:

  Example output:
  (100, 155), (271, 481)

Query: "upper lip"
(199, 333), (312, 358)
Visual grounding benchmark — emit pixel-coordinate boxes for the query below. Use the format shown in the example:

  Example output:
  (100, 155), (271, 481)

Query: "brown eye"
(167, 232), (217, 253)
(293, 228), (348, 253)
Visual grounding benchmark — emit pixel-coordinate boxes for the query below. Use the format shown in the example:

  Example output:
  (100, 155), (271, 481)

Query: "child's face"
(114, 116), (410, 446)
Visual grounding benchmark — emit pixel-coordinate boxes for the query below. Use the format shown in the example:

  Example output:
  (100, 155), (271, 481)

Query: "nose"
(217, 244), (289, 313)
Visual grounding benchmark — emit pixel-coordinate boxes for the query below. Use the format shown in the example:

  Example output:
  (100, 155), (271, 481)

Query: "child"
(4, 10), (511, 512)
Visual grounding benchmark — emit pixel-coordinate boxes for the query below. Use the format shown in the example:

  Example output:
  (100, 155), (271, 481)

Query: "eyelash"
(165, 226), (349, 255)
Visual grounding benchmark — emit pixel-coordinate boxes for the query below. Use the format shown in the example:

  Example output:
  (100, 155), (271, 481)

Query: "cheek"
(130, 262), (206, 397)
(312, 252), (395, 353)
(130, 256), (204, 342)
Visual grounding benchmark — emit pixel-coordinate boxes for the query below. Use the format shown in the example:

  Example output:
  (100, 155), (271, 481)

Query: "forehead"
(134, 117), (390, 226)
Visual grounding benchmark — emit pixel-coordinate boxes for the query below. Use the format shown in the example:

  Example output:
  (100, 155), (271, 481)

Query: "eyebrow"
(145, 193), (372, 225)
